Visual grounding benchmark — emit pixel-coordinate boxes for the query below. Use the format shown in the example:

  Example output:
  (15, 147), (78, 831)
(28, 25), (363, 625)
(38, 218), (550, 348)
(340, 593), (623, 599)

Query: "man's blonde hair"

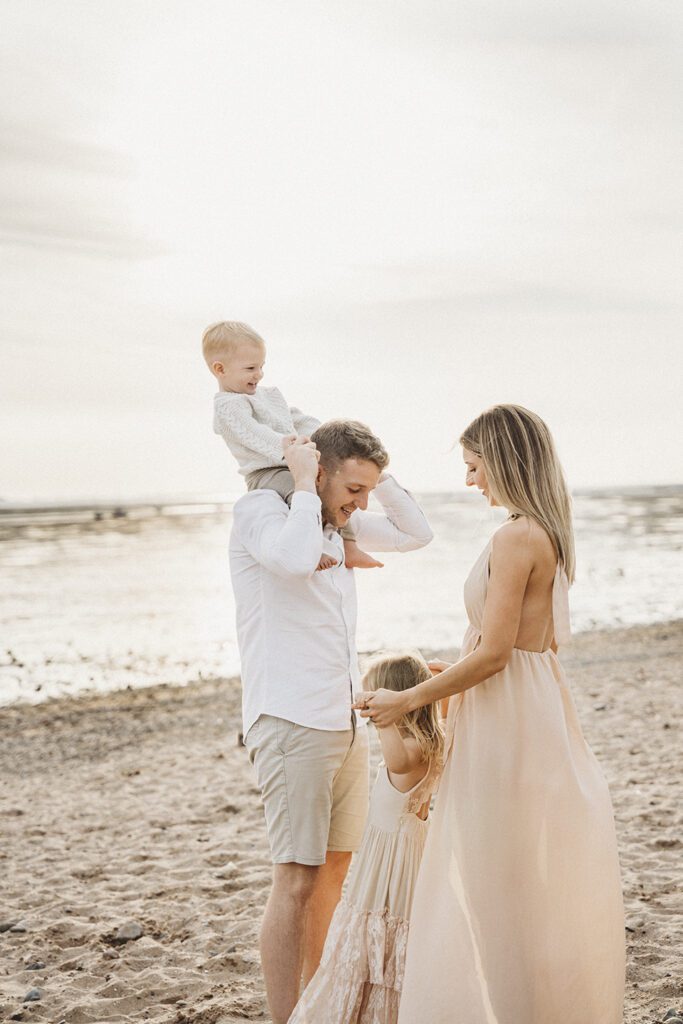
(311, 420), (389, 472)
(201, 321), (265, 367)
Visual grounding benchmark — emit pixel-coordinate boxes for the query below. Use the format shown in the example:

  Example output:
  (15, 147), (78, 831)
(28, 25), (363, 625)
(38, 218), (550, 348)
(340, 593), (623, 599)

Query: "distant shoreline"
(1, 484), (681, 528)
(2, 619), (681, 713)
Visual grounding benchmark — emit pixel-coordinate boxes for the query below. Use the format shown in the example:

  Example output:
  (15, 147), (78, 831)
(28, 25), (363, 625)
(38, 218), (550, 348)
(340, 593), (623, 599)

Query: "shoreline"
(3, 616), (681, 714)
(2, 620), (682, 1023)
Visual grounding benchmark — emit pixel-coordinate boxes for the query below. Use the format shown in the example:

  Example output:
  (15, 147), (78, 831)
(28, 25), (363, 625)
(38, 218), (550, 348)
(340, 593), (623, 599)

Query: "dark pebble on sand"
(0, 921), (18, 932)
(663, 1013), (683, 1022)
(593, 703), (607, 711)
(25, 962), (45, 971)
(9, 1013), (24, 1021)
(23, 987), (43, 1002)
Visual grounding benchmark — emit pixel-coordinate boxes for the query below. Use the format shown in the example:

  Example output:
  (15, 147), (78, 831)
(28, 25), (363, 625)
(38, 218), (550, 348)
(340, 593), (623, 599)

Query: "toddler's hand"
(281, 433), (297, 454)
(428, 659), (452, 675)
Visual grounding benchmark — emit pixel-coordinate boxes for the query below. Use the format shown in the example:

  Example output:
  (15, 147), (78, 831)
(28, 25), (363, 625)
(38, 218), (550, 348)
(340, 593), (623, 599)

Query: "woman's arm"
(354, 524), (533, 727)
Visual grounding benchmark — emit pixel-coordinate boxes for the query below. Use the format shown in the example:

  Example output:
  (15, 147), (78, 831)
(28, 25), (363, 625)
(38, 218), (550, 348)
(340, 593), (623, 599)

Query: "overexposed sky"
(2, 0), (682, 501)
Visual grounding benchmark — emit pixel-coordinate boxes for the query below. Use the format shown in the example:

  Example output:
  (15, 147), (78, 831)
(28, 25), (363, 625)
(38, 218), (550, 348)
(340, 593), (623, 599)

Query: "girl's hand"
(352, 688), (411, 728)
(427, 659), (452, 675)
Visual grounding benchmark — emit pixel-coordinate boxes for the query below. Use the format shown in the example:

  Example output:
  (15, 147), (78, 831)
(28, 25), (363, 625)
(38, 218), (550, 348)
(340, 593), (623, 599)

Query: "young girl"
(288, 650), (444, 1024)
(355, 405), (626, 1024)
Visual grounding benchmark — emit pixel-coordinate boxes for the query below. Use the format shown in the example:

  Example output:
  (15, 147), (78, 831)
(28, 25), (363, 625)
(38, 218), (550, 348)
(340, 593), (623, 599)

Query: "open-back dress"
(397, 536), (625, 1024)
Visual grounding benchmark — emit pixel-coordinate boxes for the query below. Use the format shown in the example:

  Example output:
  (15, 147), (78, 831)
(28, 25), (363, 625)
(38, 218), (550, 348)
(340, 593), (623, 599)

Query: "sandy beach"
(2, 621), (681, 1024)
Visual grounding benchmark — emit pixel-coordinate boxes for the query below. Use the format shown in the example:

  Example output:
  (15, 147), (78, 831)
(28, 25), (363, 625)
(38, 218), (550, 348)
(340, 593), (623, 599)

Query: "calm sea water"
(1, 488), (681, 706)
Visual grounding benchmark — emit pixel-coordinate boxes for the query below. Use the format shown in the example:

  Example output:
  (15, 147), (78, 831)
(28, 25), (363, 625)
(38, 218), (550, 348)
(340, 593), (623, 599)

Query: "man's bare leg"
(260, 862), (319, 1024)
(302, 850), (352, 986)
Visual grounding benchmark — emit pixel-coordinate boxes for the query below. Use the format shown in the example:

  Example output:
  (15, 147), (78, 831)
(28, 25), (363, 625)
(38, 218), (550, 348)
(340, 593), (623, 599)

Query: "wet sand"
(1, 621), (682, 1024)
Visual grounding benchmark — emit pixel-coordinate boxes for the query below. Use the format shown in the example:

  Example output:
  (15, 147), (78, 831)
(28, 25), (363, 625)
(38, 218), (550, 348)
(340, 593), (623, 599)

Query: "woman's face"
(463, 447), (497, 505)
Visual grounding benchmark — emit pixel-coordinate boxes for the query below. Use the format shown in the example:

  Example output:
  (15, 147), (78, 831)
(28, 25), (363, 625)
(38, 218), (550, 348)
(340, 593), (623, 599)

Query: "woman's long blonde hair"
(363, 650), (444, 764)
(460, 404), (575, 583)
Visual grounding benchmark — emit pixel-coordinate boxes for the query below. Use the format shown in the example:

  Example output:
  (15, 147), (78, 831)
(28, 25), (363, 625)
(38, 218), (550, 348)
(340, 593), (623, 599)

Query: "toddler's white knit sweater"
(213, 386), (321, 476)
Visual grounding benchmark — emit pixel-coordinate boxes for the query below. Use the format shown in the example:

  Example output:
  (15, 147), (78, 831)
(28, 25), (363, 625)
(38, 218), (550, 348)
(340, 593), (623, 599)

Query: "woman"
(354, 405), (625, 1024)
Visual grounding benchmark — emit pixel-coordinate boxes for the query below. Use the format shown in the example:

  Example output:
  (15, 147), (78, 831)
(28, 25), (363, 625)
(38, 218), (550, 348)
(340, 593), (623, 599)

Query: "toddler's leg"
(342, 538), (384, 569)
(340, 527), (384, 570)
(246, 466), (297, 503)
(316, 552), (338, 572)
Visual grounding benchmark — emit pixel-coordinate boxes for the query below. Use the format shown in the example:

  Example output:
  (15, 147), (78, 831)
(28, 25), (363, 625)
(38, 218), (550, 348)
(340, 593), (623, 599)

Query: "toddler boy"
(202, 320), (382, 571)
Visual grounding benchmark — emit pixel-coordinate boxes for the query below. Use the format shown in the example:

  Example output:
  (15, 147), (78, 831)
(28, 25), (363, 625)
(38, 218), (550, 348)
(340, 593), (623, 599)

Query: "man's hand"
(284, 435), (320, 494)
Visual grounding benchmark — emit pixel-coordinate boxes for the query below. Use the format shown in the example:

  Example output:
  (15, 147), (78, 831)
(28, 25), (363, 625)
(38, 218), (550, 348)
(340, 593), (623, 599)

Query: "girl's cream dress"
(289, 757), (440, 1024)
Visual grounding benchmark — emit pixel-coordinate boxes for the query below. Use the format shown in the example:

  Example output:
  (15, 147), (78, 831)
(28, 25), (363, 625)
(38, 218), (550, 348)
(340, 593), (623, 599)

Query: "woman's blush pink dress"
(397, 539), (625, 1024)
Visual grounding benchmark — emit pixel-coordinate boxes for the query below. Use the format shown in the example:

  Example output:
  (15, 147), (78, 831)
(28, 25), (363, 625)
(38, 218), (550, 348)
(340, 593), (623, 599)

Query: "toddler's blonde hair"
(363, 650), (444, 764)
(202, 321), (265, 367)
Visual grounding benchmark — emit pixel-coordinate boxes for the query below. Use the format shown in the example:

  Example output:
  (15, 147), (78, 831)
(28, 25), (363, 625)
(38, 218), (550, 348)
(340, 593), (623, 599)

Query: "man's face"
(317, 458), (382, 527)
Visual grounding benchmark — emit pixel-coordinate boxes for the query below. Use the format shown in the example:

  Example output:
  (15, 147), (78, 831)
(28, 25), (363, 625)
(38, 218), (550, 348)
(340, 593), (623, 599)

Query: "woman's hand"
(428, 659), (453, 675)
(352, 688), (412, 728)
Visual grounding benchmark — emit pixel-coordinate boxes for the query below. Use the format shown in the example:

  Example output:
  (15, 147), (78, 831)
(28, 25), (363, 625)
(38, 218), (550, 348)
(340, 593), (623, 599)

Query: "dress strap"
(552, 563), (572, 646)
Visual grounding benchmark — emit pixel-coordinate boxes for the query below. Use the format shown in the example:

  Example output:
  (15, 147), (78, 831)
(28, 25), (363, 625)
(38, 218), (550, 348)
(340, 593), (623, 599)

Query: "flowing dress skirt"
(397, 635), (625, 1024)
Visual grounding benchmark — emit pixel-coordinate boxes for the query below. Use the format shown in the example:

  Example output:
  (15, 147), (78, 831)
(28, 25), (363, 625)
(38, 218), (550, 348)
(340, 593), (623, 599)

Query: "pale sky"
(2, 0), (682, 501)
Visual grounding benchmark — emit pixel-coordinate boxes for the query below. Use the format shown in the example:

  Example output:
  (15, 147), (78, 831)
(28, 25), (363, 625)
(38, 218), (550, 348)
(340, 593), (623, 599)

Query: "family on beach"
(203, 320), (626, 1024)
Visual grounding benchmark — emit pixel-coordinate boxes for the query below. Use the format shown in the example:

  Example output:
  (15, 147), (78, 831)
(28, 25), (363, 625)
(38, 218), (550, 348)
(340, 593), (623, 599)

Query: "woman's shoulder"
(491, 516), (555, 565)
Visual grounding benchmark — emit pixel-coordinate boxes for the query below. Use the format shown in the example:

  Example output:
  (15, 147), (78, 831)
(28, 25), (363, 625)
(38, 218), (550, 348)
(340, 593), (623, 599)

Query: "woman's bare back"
(507, 516), (560, 653)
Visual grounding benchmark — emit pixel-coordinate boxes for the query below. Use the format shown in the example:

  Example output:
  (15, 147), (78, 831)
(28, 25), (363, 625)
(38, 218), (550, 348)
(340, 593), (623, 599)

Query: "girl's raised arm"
(375, 724), (424, 775)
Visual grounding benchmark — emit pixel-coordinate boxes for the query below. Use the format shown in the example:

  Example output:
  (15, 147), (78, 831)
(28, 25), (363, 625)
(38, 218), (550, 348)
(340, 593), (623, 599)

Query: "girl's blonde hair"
(363, 650), (444, 764)
(460, 404), (575, 583)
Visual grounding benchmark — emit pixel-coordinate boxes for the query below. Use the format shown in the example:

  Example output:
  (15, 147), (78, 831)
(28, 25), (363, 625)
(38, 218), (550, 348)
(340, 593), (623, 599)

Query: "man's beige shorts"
(244, 715), (369, 866)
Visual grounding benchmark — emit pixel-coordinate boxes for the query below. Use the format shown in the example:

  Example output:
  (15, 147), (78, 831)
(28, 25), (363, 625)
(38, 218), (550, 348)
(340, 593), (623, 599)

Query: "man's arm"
(351, 474), (433, 552)
(232, 437), (323, 579)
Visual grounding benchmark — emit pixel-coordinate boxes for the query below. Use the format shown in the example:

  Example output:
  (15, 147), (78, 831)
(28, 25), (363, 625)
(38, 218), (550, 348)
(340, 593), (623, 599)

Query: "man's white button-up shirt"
(229, 474), (433, 737)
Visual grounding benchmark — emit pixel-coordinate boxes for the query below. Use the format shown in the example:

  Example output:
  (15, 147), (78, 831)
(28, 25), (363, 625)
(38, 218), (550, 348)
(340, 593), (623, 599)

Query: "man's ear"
(316, 463), (326, 488)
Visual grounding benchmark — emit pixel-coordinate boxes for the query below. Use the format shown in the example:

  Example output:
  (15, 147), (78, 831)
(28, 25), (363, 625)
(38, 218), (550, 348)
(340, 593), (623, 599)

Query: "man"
(229, 419), (433, 1023)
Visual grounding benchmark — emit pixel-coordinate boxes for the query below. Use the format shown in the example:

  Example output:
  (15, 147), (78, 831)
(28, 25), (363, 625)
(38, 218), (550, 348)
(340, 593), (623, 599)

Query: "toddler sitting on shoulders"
(202, 320), (382, 571)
